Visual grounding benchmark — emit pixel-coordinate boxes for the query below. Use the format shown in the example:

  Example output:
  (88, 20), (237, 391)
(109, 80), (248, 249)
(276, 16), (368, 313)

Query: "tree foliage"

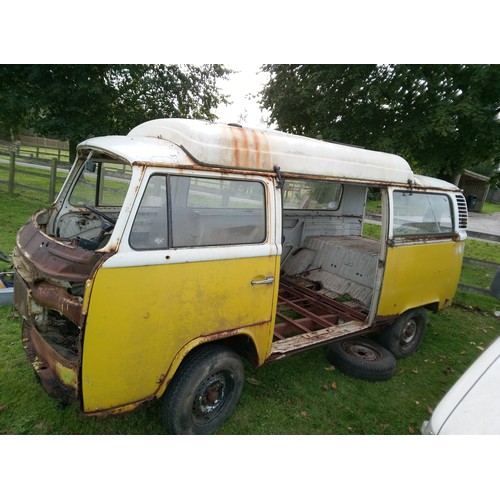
(0, 64), (229, 157)
(260, 64), (500, 180)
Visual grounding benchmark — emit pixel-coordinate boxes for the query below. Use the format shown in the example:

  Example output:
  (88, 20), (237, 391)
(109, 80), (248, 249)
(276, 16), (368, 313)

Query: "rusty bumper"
(21, 319), (78, 404)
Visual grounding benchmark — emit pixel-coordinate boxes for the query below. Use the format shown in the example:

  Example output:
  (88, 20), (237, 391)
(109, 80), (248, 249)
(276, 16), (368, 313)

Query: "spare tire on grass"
(327, 337), (396, 381)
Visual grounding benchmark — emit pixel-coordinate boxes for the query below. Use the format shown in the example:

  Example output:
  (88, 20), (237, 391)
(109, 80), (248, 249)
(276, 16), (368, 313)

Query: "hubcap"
(401, 319), (417, 345)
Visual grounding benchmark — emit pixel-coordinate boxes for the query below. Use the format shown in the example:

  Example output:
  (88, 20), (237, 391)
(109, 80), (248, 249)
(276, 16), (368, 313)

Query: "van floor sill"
(269, 319), (369, 360)
(269, 277), (371, 359)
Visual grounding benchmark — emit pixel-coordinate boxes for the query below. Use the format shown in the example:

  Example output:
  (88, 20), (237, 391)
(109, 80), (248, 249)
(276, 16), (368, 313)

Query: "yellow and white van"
(12, 119), (468, 433)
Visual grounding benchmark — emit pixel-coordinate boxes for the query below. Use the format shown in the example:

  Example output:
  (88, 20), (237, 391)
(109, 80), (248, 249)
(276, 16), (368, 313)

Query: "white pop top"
(80, 118), (419, 185)
(128, 119), (415, 185)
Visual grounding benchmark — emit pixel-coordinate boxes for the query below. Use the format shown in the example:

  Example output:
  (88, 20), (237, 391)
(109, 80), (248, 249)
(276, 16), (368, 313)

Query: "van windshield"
(69, 160), (132, 208)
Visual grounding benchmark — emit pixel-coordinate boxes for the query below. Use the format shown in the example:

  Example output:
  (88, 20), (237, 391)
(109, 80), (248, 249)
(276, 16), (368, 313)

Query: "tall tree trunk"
(69, 138), (78, 163)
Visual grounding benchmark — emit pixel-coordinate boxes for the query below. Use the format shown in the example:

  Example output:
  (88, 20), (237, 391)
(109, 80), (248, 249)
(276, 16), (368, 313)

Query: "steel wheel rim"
(344, 341), (381, 361)
(401, 319), (418, 346)
(192, 372), (232, 425)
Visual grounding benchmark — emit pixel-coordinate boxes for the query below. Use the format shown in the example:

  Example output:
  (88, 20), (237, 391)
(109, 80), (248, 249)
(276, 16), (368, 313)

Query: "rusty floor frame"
(274, 277), (368, 342)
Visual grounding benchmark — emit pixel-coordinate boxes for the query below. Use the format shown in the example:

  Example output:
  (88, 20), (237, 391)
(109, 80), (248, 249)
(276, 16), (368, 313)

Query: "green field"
(0, 193), (499, 435)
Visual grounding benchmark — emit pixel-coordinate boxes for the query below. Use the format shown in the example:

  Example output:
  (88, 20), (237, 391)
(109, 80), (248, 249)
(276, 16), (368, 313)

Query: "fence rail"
(0, 151), (70, 203)
(0, 137), (70, 163)
(18, 135), (69, 150)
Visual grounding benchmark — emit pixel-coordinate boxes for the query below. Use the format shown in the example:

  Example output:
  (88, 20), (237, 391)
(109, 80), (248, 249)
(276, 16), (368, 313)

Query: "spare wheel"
(327, 337), (396, 381)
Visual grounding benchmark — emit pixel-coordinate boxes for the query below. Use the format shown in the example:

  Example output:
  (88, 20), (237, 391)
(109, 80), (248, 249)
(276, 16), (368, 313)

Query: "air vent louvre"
(456, 194), (468, 229)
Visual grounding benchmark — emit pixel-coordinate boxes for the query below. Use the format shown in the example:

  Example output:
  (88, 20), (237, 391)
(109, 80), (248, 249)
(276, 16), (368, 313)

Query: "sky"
(215, 64), (271, 128)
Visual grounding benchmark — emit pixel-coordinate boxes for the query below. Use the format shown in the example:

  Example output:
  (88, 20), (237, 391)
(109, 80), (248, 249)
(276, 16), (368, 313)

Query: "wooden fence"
(0, 137), (70, 163)
(0, 151), (71, 203)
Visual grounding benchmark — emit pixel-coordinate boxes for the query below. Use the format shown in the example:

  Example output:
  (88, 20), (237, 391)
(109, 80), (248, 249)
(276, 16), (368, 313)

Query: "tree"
(260, 64), (500, 181)
(0, 64), (229, 159)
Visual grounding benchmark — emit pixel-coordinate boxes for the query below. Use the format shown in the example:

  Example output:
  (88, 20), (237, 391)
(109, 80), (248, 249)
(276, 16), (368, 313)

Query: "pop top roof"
(126, 118), (415, 185)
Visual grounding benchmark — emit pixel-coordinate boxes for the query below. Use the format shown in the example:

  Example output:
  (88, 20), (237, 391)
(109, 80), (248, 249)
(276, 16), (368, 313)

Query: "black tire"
(327, 338), (396, 381)
(162, 345), (244, 435)
(378, 308), (428, 359)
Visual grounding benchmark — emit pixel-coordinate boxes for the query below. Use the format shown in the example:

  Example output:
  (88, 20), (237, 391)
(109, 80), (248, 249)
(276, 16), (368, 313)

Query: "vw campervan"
(13, 119), (467, 433)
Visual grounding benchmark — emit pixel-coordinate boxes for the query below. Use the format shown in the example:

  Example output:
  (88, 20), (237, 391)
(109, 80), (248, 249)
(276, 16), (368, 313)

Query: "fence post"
(8, 151), (15, 195)
(49, 158), (57, 203)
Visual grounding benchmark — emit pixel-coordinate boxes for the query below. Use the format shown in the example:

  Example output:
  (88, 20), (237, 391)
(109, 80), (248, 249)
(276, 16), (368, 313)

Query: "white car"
(421, 336), (500, 434)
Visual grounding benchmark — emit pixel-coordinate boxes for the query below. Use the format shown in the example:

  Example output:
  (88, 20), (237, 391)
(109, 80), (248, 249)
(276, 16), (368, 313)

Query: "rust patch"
(228, 126), (251, 167)
(22, 320), (77, 403)
(31, 281), (83, 327)
(226, 126), (270, 169)
(84, 397), (154, 418)
(390, 232), (458, 246)
(231, 128), (240, 166)
(16, 213), (102, 282)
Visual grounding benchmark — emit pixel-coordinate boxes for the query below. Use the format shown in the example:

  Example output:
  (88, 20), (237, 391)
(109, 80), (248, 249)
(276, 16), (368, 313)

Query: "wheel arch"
(395, 301), (440, 317)
(155, 332), (259, 400)
(423, 301), (440, 314)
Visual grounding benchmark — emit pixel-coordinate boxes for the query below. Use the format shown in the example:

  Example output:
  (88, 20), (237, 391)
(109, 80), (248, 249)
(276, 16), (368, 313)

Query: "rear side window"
(129, 175), (266, 250)
(393, 191), (453, 236)
(283, 179), (342, 210)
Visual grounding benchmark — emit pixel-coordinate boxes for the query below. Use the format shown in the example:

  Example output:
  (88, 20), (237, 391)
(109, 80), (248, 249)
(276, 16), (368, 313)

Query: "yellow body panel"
(81, 255), (279, 412)
(377, 240), (465, 316)
(55, 363), (78, 389)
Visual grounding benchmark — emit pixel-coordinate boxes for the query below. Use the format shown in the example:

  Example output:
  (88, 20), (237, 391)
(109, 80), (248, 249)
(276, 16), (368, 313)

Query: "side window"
(129, 175), (266, 250)
(129, 175), (168, 249)
(283, 179), (342, 210)
(393, 191), (453, 236)
(171, 176), (266, 246)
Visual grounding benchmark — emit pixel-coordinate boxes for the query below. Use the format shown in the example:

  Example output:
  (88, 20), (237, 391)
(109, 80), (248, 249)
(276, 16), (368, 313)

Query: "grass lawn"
(481, 201), (500, 215)
(0, 194), (499, 435)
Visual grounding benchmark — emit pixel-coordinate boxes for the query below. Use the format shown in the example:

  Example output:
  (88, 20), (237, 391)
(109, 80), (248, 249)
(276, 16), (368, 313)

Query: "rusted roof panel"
(78, 118), (416, 185)
(128, 119), (414, 184)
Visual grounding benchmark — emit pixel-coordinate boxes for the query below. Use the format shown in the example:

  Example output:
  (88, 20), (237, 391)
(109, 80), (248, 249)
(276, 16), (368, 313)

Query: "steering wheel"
(84, 204), (117, 227)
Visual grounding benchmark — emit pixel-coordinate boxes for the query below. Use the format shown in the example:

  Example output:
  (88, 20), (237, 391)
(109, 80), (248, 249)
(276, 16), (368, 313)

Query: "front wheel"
(162, 345), (244, 435)
(378, 308), (428, 359)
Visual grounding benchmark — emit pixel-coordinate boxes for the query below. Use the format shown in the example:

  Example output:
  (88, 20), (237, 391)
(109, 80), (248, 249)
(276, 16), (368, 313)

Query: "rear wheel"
(327, 338), (396, 381)
(378, 308), (428, 359)
(162, 345), (244, 435)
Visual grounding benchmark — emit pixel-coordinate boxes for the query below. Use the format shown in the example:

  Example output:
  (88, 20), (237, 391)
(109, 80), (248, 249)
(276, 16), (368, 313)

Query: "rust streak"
(238, 128), (250, 168)
(254, 130), (263, 168)
(231, 128), (240, 166)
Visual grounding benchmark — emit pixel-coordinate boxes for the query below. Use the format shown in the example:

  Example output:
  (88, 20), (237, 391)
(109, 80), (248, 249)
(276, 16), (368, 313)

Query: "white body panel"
(422, 337), (500, 435)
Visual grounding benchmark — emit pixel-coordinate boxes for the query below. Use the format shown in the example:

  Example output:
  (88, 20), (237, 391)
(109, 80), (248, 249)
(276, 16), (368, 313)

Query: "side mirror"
(84, 160), (97, 173)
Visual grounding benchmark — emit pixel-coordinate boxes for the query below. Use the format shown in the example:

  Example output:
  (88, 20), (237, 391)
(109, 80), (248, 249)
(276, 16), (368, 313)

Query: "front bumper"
(21, 318), (78, 404)
(14, 272), (79, 404)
